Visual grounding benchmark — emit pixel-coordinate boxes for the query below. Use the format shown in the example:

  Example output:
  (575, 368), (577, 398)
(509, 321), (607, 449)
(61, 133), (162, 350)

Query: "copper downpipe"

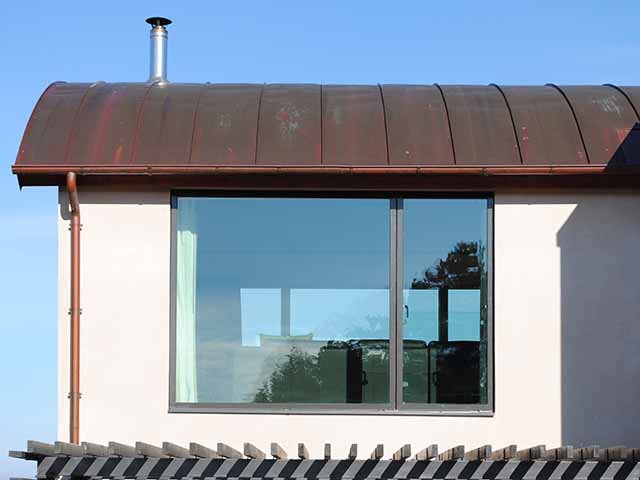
(66, 172), (81, 444)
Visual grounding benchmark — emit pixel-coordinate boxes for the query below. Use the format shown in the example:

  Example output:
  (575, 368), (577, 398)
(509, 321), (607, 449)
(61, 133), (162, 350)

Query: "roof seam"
(129, 82), (157, 165)
(604, 84), (640, 122)
(490, 84), (524, 165)
(434, 84), (457, 165)
(187, 83), (209, 165)
(62, 82), (105, 167)
(546, 84), (591, 165)
(378, 84), (390, 166)
(254, 84), (265, 165)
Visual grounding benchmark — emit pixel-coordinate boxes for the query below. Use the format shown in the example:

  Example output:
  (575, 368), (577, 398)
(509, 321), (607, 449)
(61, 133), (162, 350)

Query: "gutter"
(66, 172), (81, 444)
(12, 164), (640, 177)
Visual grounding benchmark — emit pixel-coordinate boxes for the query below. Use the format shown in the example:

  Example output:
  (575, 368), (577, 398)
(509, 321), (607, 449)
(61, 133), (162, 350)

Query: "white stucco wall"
(57, 188), (640, 454)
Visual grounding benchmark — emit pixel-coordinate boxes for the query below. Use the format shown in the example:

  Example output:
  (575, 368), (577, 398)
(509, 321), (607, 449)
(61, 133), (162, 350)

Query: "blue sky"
(1, 0), (639, 476)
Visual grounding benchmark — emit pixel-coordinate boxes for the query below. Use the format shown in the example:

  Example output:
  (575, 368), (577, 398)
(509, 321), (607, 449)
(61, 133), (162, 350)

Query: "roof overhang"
(12, 164), (640, 190)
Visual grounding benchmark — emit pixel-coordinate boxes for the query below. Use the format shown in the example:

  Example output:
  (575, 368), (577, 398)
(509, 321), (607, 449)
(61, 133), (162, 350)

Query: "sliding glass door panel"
(174, 197), (391, 405)
(401, 199), (489, 405)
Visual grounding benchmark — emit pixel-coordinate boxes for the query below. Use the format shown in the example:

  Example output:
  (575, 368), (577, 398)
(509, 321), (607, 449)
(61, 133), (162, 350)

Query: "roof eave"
(13, 164), (640, 189)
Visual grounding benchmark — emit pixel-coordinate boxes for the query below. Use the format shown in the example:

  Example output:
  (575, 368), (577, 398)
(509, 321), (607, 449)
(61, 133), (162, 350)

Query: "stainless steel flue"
(146, 17), (172, 83)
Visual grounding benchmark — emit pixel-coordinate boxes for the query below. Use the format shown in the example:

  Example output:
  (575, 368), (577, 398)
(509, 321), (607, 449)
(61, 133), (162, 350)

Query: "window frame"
(169, 191), (494, 416)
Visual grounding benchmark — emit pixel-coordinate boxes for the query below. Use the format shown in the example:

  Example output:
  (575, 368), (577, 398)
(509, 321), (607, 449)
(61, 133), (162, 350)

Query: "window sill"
(168, 405), (494, 417)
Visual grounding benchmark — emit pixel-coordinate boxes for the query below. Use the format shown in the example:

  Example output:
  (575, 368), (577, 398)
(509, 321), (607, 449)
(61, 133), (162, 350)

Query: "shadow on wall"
(557, 192), (640, 445)
(558, 123), (640, 444)
(58, 187), (169, 221)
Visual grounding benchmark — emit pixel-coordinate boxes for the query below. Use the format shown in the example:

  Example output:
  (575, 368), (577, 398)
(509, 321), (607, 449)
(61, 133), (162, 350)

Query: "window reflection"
(174, 196), (490, 408)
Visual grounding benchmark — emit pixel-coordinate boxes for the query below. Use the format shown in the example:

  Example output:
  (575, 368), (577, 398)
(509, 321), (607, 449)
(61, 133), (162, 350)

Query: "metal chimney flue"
(146, 17), (172, 84)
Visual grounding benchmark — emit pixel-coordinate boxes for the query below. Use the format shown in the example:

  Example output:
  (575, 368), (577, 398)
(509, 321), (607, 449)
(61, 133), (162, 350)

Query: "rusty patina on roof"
(12, 82), (640, 187)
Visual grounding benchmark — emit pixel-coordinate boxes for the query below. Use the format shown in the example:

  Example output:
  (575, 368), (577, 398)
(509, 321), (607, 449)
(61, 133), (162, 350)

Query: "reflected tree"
(253, 341), (389, 404)
(254, 346), (322, 403)
(411, 241), (485, 290)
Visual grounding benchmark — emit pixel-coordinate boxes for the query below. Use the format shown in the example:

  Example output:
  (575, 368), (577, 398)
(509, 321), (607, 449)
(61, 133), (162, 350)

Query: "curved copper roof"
(12, 82), (640, 186)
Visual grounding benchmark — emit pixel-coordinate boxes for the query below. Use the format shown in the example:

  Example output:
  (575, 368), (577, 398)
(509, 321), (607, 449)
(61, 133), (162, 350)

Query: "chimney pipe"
(146, 17), (172, 83)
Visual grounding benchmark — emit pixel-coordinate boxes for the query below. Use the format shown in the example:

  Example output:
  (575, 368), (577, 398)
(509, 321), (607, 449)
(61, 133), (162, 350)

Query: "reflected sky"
(240, 288), (389, 346)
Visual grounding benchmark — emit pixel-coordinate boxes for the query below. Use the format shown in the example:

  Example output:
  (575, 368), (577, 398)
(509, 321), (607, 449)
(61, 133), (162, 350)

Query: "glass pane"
(448, 290), (481, 341)
(402, 199), (489, 405)
(175, 197), (390, 404)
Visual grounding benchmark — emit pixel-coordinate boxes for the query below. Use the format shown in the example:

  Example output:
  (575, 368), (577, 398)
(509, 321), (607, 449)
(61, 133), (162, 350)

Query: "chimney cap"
(146, 17), (172, 28)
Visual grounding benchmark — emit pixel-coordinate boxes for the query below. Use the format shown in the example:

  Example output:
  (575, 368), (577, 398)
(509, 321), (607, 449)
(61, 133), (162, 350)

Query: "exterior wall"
(57, 188), (640, 454)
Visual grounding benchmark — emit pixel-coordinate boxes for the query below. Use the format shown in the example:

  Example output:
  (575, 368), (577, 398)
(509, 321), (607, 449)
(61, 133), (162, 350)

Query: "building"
(10, 18), (640, 467)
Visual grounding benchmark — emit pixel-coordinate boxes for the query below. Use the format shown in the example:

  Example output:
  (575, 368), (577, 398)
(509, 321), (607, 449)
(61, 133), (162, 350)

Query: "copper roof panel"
(501, 86), (587, 165)
(257, 84), (321, 166)
(66, 83), (151, 165)
(440, 85), (520, 166)
(556, 86), (639, 166)
(133, 83), (202, 165)
(322, 85), (387, 165)
(382, 85), (454, 166)
(190, 84), (262, 166)
(18, 83), (92, 166)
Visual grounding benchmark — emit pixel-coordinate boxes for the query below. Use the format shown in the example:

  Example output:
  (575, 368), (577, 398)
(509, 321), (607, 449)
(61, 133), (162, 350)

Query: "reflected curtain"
(176, 200), (198, 402)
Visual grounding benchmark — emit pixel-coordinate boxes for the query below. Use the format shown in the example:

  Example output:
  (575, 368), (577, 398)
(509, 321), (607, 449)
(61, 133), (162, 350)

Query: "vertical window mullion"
(389, 199), (397, 409)
(394, 198), (404, 409)
(487, 197), (495, 410)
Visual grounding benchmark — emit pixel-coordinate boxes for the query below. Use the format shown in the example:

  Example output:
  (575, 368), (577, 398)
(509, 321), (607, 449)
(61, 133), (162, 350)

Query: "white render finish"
(57, 188), (640, 455)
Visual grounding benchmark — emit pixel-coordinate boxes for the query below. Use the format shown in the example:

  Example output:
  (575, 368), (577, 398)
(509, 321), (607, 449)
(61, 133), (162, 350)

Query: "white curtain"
(176, 200), (198, 402)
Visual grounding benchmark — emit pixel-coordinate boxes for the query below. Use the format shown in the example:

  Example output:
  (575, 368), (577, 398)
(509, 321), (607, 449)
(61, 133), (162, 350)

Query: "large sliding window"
(171, 194), (492, 413)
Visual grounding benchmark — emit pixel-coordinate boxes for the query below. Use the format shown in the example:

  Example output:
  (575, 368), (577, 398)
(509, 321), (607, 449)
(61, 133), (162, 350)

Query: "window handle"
(404, 304), (409, 324)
